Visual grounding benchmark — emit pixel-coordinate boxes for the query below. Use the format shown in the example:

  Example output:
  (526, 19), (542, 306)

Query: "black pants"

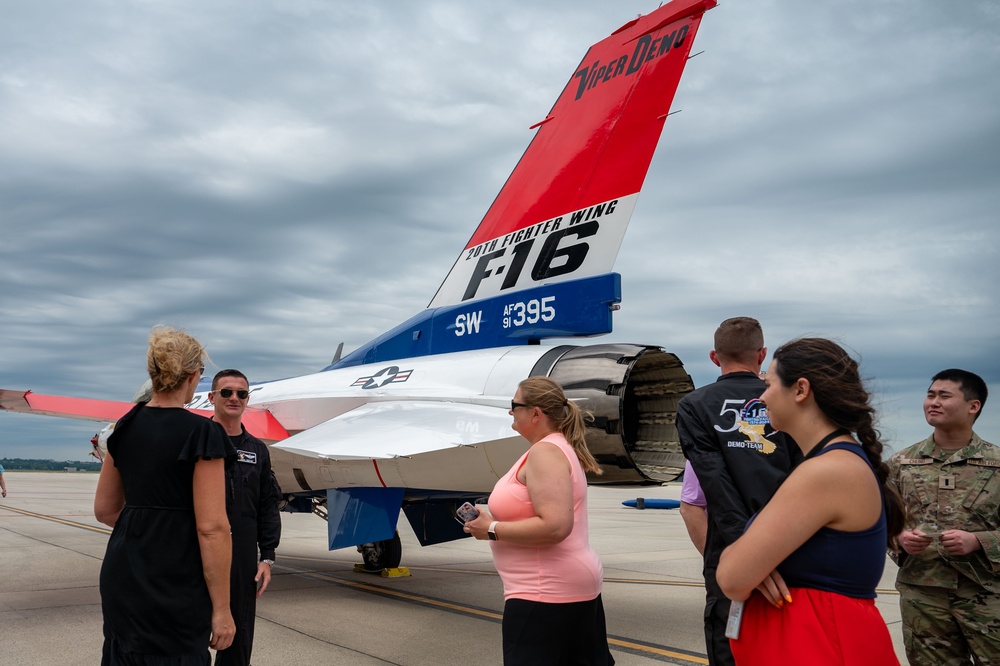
(502, 595), (615, 666)
(703, 564), (735, 666)
(215, 528), (259, 666)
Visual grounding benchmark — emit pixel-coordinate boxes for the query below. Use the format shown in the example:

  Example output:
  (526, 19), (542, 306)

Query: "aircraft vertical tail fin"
(429, 0), (717, 308)
(331, 1), (715, 368)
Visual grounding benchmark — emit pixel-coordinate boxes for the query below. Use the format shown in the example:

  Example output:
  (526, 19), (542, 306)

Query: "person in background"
(209, 369), (282, 666)
(677, 316), (799, 666)
(95, 325), (235, 664)
(464, 376), (614, 665)
(717, 338), (904, 665)
(679, 461), (708, 555)
(888, 369), (999, 665)
(0, 462), (7, 498)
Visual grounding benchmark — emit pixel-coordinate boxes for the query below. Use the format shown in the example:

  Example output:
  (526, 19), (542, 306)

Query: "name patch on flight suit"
(236, 450), (257, 465)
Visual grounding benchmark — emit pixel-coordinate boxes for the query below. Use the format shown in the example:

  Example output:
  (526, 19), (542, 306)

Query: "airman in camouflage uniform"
(888, 369), (999, 665)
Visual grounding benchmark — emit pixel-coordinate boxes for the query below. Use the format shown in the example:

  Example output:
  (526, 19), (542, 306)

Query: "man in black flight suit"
(677, 317), (799, 666)
(210, 369), (282, 666)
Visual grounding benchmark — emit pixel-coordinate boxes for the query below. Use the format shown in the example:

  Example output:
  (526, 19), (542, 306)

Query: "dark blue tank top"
(754, 442), (887, 599)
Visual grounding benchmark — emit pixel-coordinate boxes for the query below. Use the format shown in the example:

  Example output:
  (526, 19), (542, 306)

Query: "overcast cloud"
(2, 0), (998, 462)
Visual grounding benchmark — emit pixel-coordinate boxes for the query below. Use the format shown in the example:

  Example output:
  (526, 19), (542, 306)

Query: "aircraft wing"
(0, 389), (290, 441)
(272, 400), (514, 461)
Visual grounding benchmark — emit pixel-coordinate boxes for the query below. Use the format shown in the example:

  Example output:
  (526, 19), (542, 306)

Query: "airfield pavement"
(0, 471), (908, 665)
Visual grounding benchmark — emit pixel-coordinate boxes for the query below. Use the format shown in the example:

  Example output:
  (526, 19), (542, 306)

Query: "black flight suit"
(677, 371), (800, 666)
(215, 428), (282, 666)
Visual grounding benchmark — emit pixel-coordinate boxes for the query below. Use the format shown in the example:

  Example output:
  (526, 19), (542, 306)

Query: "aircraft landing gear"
(357, 531), (402, 571)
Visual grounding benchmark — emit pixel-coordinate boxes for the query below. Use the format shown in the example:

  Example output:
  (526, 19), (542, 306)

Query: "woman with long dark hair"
(464, 376), (613, 665)
(717, 338), (904, 665)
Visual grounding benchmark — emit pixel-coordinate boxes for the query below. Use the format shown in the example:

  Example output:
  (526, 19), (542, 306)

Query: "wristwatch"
(262, 559), (275, 566)
(487, 521), (499, 541)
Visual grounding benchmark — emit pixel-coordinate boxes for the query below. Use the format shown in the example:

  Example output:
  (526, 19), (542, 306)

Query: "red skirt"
(729, 588), (899, 666)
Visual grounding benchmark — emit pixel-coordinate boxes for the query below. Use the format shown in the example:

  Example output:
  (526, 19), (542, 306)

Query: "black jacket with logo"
(225, 428), (282, 563)
(678, 371), (800, 567)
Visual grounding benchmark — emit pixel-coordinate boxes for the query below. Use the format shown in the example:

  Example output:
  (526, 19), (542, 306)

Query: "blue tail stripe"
(328, 273), (621, 369)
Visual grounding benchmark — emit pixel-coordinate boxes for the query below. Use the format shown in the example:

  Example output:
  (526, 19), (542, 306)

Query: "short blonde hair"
(146, 325), (206, 394)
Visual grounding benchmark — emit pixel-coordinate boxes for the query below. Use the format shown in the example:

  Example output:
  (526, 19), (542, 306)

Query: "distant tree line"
(1, 458), (101, 472)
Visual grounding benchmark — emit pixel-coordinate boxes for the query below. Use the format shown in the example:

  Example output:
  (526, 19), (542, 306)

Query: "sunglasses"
(217, 388), (250, 400)
(510, 401), (531, 410)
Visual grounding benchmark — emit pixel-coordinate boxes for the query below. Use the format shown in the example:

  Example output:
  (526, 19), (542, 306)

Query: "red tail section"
(430, 0), (716, 307)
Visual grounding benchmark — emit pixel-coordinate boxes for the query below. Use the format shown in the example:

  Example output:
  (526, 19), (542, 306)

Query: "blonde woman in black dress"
(95, 326), (236, 664)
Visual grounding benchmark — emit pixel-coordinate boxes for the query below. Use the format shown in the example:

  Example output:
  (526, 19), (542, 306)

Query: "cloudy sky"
(2, 0), (997, 463)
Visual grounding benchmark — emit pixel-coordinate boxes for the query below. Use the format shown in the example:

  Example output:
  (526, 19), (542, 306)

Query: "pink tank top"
(488, 433), (604, 602)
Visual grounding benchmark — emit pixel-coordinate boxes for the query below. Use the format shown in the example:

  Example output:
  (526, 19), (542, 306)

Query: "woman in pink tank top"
(464, 376), (615, 665)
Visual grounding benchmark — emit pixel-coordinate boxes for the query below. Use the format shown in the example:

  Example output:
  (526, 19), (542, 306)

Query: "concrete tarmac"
(0, 471), (908, 665)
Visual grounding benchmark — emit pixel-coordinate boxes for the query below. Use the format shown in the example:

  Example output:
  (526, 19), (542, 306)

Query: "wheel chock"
(382, 567), (410, 578)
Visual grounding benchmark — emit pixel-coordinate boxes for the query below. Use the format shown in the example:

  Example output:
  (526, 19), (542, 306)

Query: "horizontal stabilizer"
(272, 400), (514, 460)
(232, 409), (291, 441)
(0, 389), (289, 441)
(0, 390), (133, 422)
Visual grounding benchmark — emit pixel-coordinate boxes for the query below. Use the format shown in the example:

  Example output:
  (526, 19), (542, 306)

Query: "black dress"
(100, 403), (233, 665)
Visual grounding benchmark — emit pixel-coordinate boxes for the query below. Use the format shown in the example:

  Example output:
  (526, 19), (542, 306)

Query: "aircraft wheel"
(358, 531), (402, 571)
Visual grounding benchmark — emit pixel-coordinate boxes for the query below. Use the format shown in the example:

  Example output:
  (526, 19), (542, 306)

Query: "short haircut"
(930, 369), (988, 421)
(714, 317), (764, 363)
(212, 368), (249, 390)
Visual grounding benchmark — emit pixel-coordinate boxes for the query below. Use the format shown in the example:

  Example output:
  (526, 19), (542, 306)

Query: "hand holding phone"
(456, 501), (479, 523)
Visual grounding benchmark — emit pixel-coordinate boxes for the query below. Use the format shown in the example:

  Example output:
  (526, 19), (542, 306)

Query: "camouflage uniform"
(887, 432), (1000, 665)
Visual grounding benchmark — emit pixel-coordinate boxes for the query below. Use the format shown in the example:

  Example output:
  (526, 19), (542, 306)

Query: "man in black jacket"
(210, 369), (282, 666)
(678, 317), (799, 666)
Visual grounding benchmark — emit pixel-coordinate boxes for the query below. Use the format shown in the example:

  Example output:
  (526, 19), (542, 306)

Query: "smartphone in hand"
(456, 501), (479, 523)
